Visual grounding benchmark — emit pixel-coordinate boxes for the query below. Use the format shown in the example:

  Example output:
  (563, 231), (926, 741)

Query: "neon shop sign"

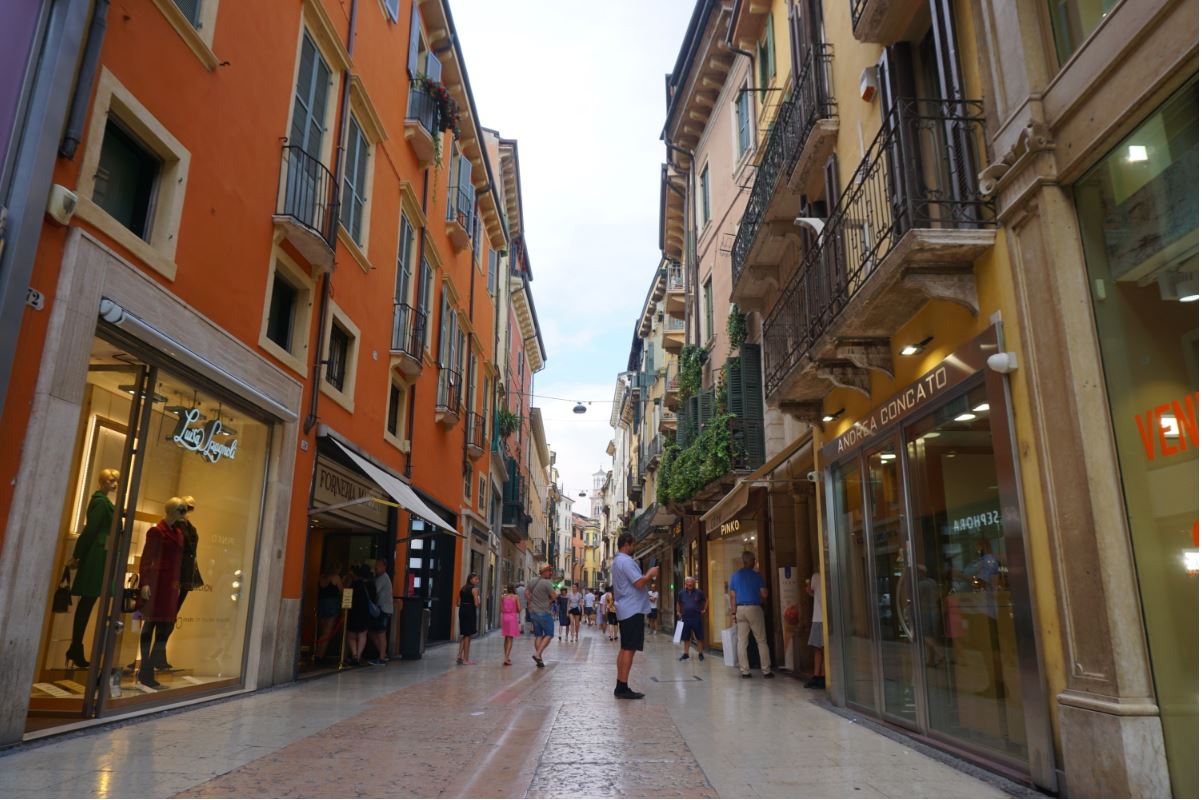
(171, 407), (238, 463)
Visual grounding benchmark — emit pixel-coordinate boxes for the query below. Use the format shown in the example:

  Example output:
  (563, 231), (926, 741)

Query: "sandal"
(504, 659), (512, 666)
(456, 658), (464, 665)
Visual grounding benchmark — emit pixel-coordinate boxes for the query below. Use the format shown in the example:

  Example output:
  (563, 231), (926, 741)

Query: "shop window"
(93, 119), (161, 241)
(831, 457), (873, 710)
(30, 335), (269, 719)
(1073, 81), (1198, 797)
(1046, 0), (1118, 65)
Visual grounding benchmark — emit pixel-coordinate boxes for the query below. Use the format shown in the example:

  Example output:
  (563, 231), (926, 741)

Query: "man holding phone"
(612, 533), (658, 699)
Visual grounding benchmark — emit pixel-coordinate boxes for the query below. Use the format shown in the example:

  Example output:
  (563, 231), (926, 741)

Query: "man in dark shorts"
(525, 564), (557, 668)
(676, 575), (707, 661)
(611, 532), (658, 699)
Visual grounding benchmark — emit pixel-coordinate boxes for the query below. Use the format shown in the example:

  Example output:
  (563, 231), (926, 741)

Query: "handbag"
(52, 568), (72, 613)
(122, 574), (141, 613)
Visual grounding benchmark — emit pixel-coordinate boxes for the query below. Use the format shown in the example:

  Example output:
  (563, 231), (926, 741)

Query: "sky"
(452, 0), (695, 515)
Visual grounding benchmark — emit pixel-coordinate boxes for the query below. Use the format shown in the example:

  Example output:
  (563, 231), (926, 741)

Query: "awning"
(329, 439), (459, 535)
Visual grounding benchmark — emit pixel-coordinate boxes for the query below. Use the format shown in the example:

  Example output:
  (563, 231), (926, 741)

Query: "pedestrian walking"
(456, 572), (480, 665)
(557, 588), (570, 640)
(313, 566), (343, 663)
(676, 576), (707, 661)
(368, 559), (393, 665)
(525, 564), (558, 668)
(515, 581), (526, 634)
(647, 585), (660, 635)
(728, 551), (774, 678)
(500, 584), (520, 665)
(583, 587), (595, 626)
(805, 571), (825, 688)
(346, 565), (376, 666)
(605, 588), (619, 640)
(612, 532), (658, 699)
(567, 583), (583, 642)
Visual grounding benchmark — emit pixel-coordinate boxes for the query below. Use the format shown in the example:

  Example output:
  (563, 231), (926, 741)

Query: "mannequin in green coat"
(66, 468), (119, 668)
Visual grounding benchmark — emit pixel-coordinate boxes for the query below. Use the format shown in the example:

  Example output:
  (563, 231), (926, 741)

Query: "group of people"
(553, 583), (622, 641)
(314, 559), (393, 667)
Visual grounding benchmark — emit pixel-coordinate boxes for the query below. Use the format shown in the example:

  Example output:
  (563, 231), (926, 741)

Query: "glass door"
(866, 438), (919, 725)
(831, 457), (875, 710)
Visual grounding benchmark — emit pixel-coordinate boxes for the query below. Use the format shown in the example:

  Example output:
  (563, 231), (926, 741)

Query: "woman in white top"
(647, 587), (660, 635)
(567, 583), (583, 642)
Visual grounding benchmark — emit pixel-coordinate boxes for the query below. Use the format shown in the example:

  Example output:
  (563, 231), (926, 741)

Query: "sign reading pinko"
(171, 407), (238, 463)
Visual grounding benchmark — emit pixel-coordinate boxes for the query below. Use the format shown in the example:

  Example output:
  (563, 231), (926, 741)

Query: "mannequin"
(137, 498), (187, 689)
(153, 495), (203, 670)
(66, 468), (120, 669)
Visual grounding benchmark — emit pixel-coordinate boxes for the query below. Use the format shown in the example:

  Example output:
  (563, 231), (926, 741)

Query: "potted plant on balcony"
(727, 304), (747, 351)
(412, 72), (463, 166)
(496, 407), (520, 439)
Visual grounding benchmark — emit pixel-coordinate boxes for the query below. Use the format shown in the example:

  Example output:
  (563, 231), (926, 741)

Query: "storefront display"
(823, 327), (1049, 779)
(1073, 80), (1198, 797)
(29, 333), (269, 722)
(705, 519), (759, 647)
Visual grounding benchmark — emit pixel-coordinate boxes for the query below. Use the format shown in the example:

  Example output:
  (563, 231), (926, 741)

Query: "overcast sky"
(453, 0), (694, 515)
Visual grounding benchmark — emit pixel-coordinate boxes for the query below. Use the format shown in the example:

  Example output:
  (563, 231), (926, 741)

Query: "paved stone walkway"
(0, 623), (1020, 798)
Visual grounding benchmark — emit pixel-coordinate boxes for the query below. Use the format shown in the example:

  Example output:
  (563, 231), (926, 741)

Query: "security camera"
(806, 470), (820, 484)
(987, 352), (1018, 374)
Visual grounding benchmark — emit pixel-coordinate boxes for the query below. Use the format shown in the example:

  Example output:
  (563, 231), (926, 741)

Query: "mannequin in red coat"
(136, 498), (187, 689)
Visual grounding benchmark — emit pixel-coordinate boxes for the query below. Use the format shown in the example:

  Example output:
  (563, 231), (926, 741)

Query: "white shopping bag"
(672, 620), (684, 644)
(721, 625), (737, 667)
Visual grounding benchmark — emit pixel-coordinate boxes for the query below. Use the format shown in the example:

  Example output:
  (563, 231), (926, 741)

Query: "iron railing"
(731, 44), (835, 286)
(467, 412), (486, 452)
(446, 186), (477, 239)
(850, 0), (870, 31)
(390, 303), (426, 359)
(667, 262), (685, 291)
(406, 84), (439, 135)
(436, 366), (462, 415)
(276, 144), (337, 247)
(763, 98), (992, 397)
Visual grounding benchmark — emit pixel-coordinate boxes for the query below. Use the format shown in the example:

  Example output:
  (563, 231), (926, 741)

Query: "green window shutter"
(766, 14), (776, 81)
(407, 4), (422, 76)
(738, 345), (765, 469)
(726, 355), (744, 418)
(698, 390), (715, 429)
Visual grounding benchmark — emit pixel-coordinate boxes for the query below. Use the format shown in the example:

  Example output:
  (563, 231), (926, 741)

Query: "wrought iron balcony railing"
(466, 411), (486, 453)
(436, 366), (462, 416)
(446, 186), (477, 240)
(406, 85), (439, 136)
(665, 315), (685, 332)
(390, 302), (426, 359)
(763, 98), (992, 398)
(667, 263), (685, 291)
(850, 0), (870, 31)
(731, 44), (835, 286)
(276, 144), (337, 248)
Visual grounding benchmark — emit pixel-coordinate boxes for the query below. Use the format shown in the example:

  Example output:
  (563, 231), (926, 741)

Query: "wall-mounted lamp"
(821, 408), (844, 424)
(987, 352), (1019, 374)
(899, 336), (933, 357)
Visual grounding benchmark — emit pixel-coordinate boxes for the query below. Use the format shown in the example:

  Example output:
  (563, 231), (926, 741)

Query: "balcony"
(435, 367), (462, 426)
(659, 409), (677, 433)
(502, 456), (530, 540)
(663, 314), (686, 354)
(404, 85), (439, 166)
(626, 469), (643, 505)
(446, 187), (477, 251)
(732, 45), (837, 311)
(850, 0), (926, 44)
(763, 99), (994, 405)
(466, 412), (486, 459)
(665, 262), (686, 318)
(389, 303), (426, 379)
(647, 435), (663, 469)
(273, 145), (336, 271)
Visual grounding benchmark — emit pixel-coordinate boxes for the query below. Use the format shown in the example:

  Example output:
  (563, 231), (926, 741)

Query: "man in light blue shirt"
(612, 532), (658, 699)
(728, 550), (774, 678)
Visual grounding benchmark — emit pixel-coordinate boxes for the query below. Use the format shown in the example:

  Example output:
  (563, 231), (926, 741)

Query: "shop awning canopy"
(329, 439), (458, 535)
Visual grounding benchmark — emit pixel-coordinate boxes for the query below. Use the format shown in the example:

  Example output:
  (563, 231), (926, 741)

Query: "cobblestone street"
(0, 625), (1028, 799)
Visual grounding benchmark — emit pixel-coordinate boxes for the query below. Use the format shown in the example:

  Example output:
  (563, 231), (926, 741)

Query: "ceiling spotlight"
(899, 336), (934, 357)
(117, 384), (167, 403)
(573, 402), (587, 414)
(821, 408), (845, 424)
(973, 403), (990, 413)
(1127, 144), (1148, 163)
(954, 412), (976, 422)
(879, 452), (896, 461)
(578, 491), (586, 497)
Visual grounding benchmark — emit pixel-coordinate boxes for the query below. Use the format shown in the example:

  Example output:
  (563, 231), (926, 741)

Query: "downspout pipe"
(304, 0), (360, 435)
(406, 168), (430, 478)
(58, 0), (109, 159)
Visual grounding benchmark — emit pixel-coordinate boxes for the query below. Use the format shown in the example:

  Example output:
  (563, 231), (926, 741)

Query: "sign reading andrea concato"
(821, 326), (1000, 464)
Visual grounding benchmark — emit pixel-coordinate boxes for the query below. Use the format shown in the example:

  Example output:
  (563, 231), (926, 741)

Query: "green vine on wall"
(727, 304), (747, 352)
(657, 412), (736, 505)
(678, 344), (706, 402)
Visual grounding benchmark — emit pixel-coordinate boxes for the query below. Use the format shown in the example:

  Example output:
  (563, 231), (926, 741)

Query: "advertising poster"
(778, 566), (800, 672)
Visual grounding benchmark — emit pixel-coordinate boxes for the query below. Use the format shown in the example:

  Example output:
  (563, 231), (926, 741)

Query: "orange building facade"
(0, 0), (540, 744)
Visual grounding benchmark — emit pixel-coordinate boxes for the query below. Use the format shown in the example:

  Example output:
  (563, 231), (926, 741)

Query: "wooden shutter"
(698, 390), (715, 429)
(736, 345), (766, 468)
(407, 3), (422, 76)
(397, 216), (414, 303)
(457, 153), (475, 220)
(766, 14), (776, 81)
(292, 34), (330, 156)
(726, 355), (744, 418)
(426, 50), (442, 83)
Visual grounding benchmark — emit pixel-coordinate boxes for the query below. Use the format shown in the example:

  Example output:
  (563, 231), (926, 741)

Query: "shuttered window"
(291, 33), (330, 158)
(340, 115), (369, 244)
(396, 215), (415, 304)
(726, 345), (766, 469)
(406, 4), (422, 76)
(173, 0), (202, 27)
(383, 0), (400, 22)
(735, 86), (753, 157)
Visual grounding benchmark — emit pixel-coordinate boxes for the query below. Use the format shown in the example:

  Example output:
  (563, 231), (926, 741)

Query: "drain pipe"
(59, 0), (110, 159)
(405, 168), (429, 478)
(304, 0), (359, 435)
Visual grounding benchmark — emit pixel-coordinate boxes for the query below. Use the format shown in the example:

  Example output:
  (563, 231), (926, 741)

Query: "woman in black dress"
(346, 564), (377, 666)
(456, 572), (481, 665)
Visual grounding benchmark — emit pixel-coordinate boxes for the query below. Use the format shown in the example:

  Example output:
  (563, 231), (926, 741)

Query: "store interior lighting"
(954, 412), (977, 422)
(899, 336), (933, 357)
(973, 403), (990, 413)
(821, 408), (844, 424)
(1127, 144), (1148, 162)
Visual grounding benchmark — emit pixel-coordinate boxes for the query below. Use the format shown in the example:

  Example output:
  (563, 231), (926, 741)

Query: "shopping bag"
(721, 625), (737, 667)
(672, 620), (684, 644)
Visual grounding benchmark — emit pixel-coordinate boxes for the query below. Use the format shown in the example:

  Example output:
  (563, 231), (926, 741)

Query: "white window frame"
(384, 374), (410, 453)
(258, 246), (315, 376)
(320, 299), (361, 412)
(151, 0), (220, 70)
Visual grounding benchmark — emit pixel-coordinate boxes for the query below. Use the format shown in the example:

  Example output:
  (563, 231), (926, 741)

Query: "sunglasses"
(173, 505), (188, 514)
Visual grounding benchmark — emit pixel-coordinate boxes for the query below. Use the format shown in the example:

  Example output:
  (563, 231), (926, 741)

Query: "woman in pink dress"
(500, 584), (520, 665)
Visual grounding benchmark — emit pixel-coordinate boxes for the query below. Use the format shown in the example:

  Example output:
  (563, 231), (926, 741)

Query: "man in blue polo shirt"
(676, 576), (706, 661)
(728, 550), (774, 678)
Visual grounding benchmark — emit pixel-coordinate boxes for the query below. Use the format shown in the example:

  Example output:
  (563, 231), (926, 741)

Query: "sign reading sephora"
(171, 407), (238, 463)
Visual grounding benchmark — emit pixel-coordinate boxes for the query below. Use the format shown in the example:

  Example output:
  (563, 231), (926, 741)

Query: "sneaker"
(762, 672), (775, 679)
(698, 652), (705, 661)
(740, 672), (752, 679)
(678, 654), (689, 661)
(368, 659), (385, 666)
(614, 687), (645, 700)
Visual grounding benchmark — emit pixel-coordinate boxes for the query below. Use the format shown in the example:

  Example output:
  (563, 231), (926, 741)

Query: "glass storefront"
(1074, 80), (1198, 798)
(825, 336), (1045, 777)
(29, 333), (269, 727)
(705, 523), (759, 647)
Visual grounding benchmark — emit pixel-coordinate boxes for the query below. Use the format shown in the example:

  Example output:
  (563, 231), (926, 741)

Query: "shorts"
(618, 614), (645, 652)
(680, 618), (703, 642)
(606, 612), (618, 625)
(569, 607), (582, 616)
(530, 612), (555, 638)
(808, 620), (824, 648)
(370, 612), (390, 633)
(648, 609), (658, 619)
